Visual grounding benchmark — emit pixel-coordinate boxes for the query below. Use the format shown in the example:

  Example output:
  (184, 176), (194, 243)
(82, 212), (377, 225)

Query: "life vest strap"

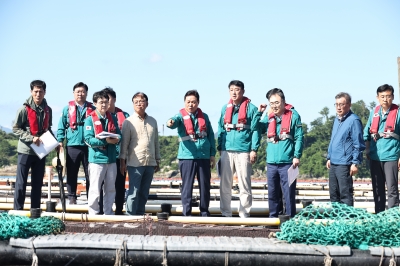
(266, 133), (293, 143)
(224, 123), (250, 130)
(373, 132), (400, 141)
(84, 140), (107, 150)
(179, 132), (208, 142)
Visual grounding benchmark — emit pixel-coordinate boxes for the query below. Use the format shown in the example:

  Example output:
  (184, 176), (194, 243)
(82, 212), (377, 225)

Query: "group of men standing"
(166, 80), (303, 218)
(326, 84), (400, 214)
(12, 81), (159, 216)
(11, 79), (400, 217)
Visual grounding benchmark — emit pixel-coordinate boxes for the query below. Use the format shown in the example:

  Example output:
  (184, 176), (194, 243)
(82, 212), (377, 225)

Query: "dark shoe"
(115, 211), (124, 215)
(69, 198), (77, 205)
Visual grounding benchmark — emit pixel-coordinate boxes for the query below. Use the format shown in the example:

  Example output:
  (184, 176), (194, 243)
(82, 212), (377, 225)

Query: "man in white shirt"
(119, 92), (161, 215)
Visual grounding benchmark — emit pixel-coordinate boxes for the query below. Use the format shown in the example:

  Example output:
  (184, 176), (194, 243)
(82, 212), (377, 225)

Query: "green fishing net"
(0, 212), (65, 240)
(276, 202), (400, 250)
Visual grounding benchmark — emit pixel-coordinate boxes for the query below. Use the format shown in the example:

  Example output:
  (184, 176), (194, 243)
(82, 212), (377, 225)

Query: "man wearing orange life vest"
(167, 90), (216, 216)
(84, 90), (121, 215)
(363, 84), (400, 213)
(57, 82), (94, 204)
(12, 80), (54, 210)
(217, 80), (261, 218)
(258, 88), (304, 217)
(98, 87), (129, 215)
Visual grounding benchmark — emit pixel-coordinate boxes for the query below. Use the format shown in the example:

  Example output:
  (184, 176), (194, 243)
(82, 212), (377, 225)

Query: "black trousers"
(329, 164), (354, 206)
(370, 160), (399, 214)
(14, 153), (46, 210)
(66, 146), (89, 200)
(179, 159), (211, 216)
(99, 159), (126, 214)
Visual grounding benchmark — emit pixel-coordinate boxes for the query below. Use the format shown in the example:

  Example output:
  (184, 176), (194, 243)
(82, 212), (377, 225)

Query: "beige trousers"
(219, 151), (252, 218)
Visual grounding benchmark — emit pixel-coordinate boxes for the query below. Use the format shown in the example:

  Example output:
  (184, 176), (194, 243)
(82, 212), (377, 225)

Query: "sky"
(0, 0), (399, 135)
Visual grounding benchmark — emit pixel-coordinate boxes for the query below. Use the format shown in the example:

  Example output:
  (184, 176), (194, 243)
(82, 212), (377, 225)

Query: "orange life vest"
(179, 108), (207, 141)
(370, 104), (400, 141)
(267, 104), (293, 142)
(90, 111), (117, 135)
(68, 101), (94, 130)
(114, 107), (127, 130)
(26, 105), (50, 136)
(223, 97), (250, 131)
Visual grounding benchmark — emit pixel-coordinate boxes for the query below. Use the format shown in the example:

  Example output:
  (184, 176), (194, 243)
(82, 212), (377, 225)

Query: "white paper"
(30, 131), (59, 159)
(95, 131), (120, 139)
(288, 165), (299, 187)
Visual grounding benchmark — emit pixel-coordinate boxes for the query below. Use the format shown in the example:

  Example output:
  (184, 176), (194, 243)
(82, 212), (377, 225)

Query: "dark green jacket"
(84, 111), (122, 164)
(363, 106), (400, 161)
(57, 102), (95, 146)
(167, 110), (216, 159)
(12, 96), (53, 155)
(217, 102), (261, 152)
(259, 109), (304, 164)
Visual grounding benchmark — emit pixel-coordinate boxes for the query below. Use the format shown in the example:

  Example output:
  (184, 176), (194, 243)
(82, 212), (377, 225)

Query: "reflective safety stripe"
(372, 132), (400, 141)
(224, 123), (250, 130)
(266, 134), (293, 143)
(179, 132), (208, 142)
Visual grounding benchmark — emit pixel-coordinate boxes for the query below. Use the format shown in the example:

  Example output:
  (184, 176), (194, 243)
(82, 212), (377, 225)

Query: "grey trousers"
(370, 160), (399, 214)
(88, 163), (117, 215)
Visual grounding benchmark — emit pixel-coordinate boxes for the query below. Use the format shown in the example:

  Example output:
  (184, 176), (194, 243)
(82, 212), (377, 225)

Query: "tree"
(319, 107), (330, 122)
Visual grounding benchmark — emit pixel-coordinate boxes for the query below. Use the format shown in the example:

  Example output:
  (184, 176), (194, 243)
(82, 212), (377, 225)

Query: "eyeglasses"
(379, 95), (393, 99)
(97, 101), (109, 105)
(334, 103), (347, 108)
(269, 101), (281, 107)
(133, 100), (146, 105)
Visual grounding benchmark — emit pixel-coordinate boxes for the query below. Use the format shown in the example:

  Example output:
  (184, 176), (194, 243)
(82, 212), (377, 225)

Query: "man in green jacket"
(12, 80), (54, 210)
(84, 90), (121, 215)
(217, 80), (261, 218)
(259, 88), (303, 217)
(363, 84), (400, 214)
(98, 87), (130, 215)
(167, 90), (216, 216)
(57, 82), (94, 204)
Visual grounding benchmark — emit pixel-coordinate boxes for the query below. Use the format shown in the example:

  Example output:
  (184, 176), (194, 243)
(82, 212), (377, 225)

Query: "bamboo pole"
(0, 201), (376, 214)
(8, 210), (153, 222)
(167, 216), (280, 226)
(7, 210), (280, 226)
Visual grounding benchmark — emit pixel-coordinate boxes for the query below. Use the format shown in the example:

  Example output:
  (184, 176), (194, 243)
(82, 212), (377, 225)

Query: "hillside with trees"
(0, 101), (376, 178)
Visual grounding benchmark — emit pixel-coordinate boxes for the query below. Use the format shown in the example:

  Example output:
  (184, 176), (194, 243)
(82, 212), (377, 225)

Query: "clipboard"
(30, 131), (59, 159)
(95, 131), (120, 139)
(288, 164), (299, 187)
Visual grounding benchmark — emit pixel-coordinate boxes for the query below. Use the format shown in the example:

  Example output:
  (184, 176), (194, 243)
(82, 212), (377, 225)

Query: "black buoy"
(278, 215), (290, 228)
(301, 200), (313, 208)
(157, 212), (169, 220)
(191, 198), (199, 207)
(30, 208), (41, 219)
(46, 201), (56, 212)
(161, 203), (172, 215)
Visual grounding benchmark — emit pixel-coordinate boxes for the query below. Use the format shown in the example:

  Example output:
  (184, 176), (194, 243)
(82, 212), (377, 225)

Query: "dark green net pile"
(276, 202), (400, 250)
(0, 212), (65, 240)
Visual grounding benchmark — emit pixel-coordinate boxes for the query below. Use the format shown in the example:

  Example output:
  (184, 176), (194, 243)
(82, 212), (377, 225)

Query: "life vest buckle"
(372, 133), (380, 141)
